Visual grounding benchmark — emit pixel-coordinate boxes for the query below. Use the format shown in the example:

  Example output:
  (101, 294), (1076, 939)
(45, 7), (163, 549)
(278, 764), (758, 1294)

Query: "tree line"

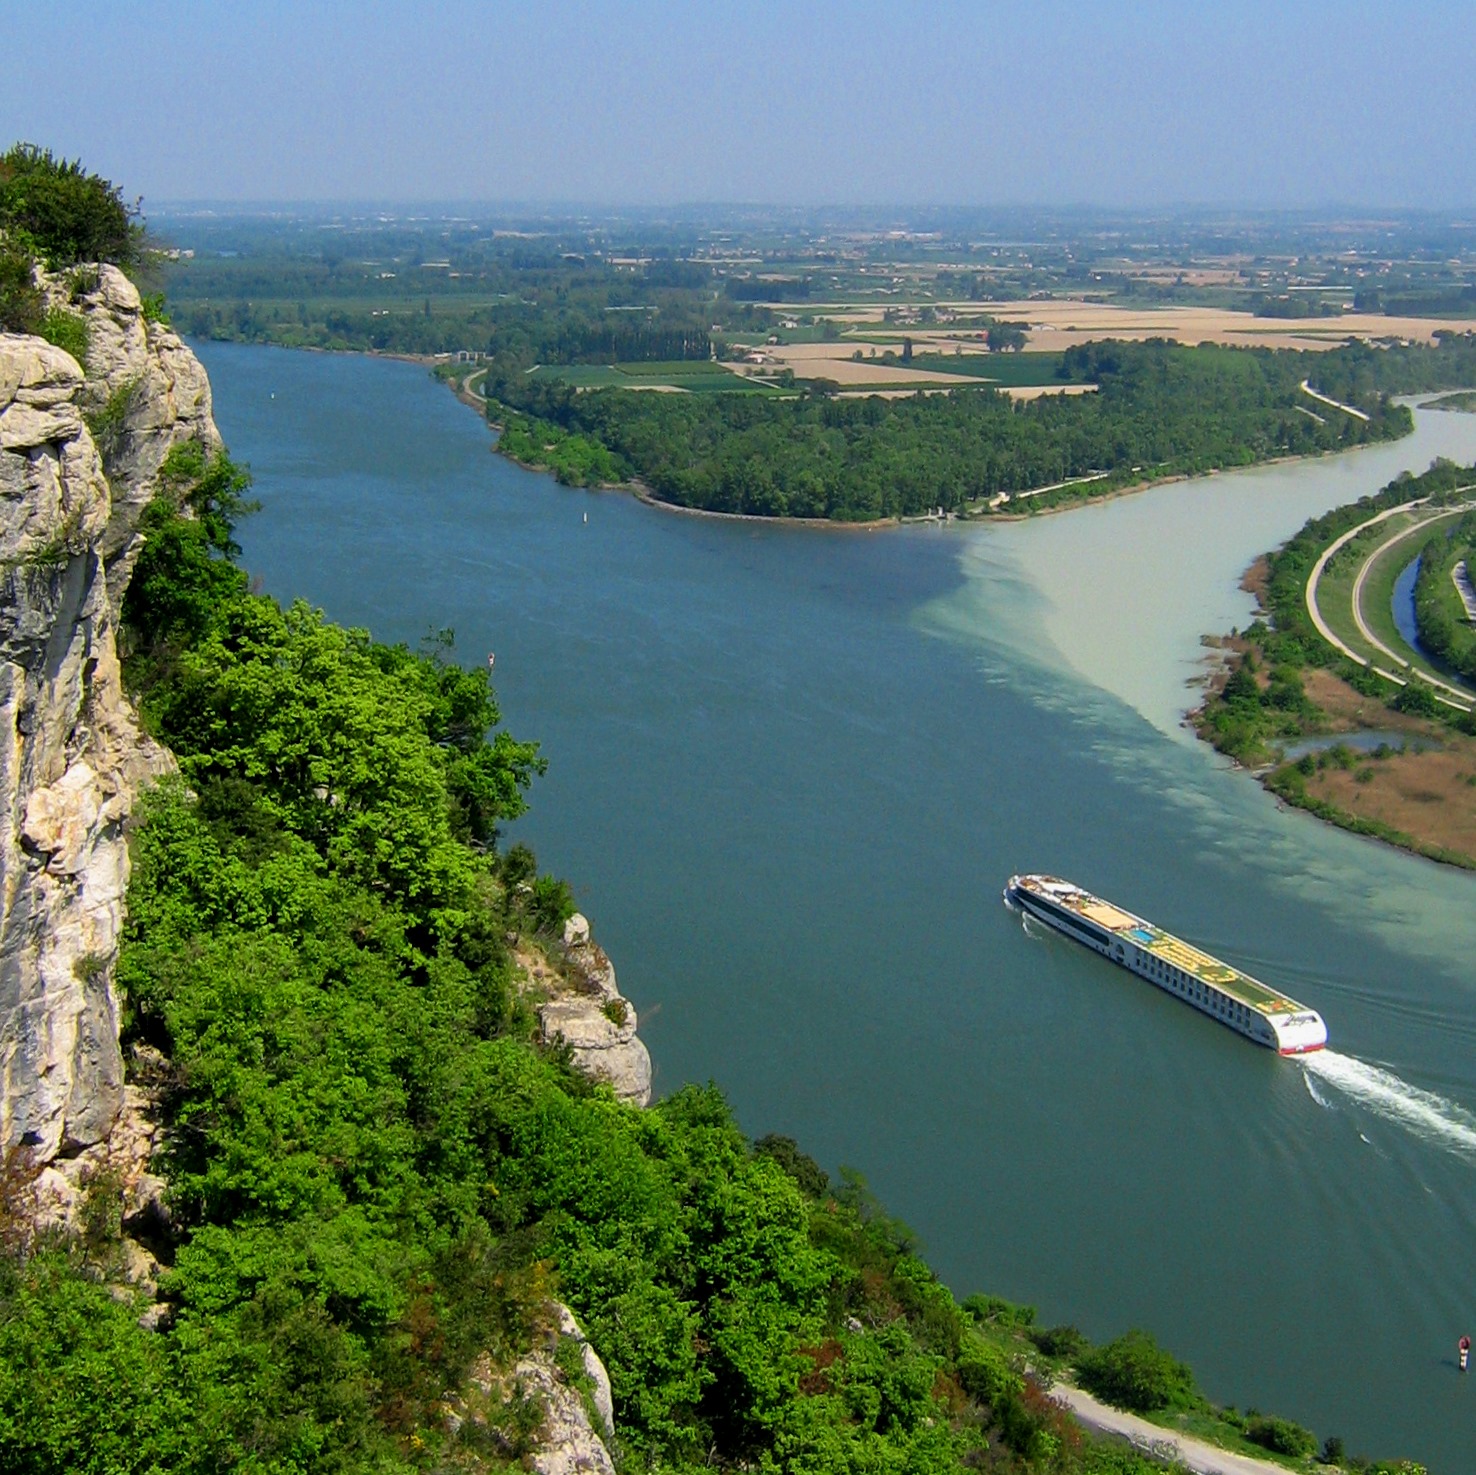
(487, 338), (1422, 519)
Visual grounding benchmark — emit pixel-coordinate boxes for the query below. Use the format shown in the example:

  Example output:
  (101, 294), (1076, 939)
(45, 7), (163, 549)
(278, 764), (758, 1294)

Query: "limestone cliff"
(527, 912), (653, 1107)
(0, 265), (217, 1226)
(449, 1302), (617, 1475)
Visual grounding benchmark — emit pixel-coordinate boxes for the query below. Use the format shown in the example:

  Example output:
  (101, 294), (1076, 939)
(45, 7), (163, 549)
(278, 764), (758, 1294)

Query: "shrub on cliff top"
(1246, 1413), (1317, 1457)
(0, 143), (138, 269)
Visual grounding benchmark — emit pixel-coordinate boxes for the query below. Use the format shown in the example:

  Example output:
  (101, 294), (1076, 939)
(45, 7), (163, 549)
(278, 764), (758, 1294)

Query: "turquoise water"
(201, 342), (1476, 1471)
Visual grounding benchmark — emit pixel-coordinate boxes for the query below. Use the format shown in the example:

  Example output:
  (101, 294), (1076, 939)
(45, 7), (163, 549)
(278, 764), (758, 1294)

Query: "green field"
(1314, 552), (1378, 663)
(529, 361), (779, 393)
(1358, 533), (1422, 663)
(901, 351), (1073, 387)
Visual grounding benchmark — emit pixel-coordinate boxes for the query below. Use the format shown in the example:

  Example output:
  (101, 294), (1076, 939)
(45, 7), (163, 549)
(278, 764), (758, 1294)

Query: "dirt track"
(1052, 1383), (1309, 1475)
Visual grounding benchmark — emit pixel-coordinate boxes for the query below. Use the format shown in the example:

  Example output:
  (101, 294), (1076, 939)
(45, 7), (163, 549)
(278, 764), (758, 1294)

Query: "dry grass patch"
(1299, 668), (1437, 735)
(1305, 742), (1476, 862)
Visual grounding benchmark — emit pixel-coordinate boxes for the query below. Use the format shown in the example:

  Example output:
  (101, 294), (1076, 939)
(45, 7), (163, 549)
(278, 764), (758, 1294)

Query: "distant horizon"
(146, 199), (1476, 220)
(7, 1), (1475, 212)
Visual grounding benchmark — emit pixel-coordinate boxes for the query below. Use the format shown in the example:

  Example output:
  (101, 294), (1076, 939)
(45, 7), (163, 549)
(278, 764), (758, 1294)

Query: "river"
(198, 341), (1476, 1471)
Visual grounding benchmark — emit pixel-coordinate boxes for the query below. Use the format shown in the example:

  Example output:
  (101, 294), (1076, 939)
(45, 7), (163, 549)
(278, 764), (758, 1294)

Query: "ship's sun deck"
(1025, 877), (1305, 1017)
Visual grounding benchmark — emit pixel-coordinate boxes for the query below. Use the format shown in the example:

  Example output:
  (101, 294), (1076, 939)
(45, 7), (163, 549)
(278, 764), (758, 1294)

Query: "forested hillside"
(2, 434), (1197, 1473)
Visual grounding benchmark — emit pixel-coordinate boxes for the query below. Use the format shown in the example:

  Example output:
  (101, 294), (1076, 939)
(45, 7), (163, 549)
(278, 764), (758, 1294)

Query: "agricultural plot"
(902, 351), (1072, 387)
(528, 361), (776, 393)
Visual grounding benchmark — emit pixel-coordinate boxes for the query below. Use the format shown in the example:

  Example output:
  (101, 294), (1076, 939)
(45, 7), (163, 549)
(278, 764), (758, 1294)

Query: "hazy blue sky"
(6, 0), (1475, 208)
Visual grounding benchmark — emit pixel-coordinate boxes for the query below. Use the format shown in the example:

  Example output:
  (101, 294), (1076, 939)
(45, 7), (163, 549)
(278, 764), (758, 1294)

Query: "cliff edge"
(0, 273), (636, 1469)
(0, 265), (216, 1224)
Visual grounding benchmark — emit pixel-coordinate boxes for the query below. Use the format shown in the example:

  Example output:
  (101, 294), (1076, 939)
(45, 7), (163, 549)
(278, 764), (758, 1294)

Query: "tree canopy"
(0, 142), (138, 268)
(485, 337), (1430, 517)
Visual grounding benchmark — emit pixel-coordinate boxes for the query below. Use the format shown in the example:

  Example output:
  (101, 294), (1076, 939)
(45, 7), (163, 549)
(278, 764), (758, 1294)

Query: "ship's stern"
(1274, 1011), (1328, 1054)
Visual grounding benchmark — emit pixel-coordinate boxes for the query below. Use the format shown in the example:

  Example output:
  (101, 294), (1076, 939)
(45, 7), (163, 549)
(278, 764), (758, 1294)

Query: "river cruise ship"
(1004, 874), (1327, 1054)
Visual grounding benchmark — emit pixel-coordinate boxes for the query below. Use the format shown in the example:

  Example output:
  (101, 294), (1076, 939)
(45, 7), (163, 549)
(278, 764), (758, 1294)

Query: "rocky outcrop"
(533, 913), (652, 1107)
(450, 1301), (617, 1475)
(42, 266), (219, 582)
(1, 267), (218, 1230)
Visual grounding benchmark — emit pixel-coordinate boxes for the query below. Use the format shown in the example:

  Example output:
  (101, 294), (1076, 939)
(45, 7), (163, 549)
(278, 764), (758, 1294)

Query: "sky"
(5, 0), (1476, 210)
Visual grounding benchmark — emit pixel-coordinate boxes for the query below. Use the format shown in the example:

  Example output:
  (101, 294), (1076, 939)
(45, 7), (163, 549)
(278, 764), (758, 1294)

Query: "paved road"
(1304, 493), (1476, 717)
(1052, 1383), (1300, 1475)
(1348, 505), (1471, 707)
(1302, 495), (1475, 712)
(1300, 378), (1370, 422)
(1304, 497), (1424, 674)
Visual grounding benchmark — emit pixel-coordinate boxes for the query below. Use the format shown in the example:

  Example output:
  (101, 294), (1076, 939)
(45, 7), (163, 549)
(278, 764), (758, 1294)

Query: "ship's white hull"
(1005, 876), (1326, 1054)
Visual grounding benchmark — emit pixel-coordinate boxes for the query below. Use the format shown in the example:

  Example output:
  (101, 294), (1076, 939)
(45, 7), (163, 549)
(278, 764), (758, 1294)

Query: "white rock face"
(528, 1303), (616, 1473)
(455, 1301), (617, 1474)
(535, 925), (652, 1107)
(46, 266), (220, 581)
(538, 994), (653, 1108)
(0, 270), (217, 1207)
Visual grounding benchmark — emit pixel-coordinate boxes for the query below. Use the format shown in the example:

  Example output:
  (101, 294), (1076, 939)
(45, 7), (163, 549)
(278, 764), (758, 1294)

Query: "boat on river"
(1004, 874), (1327, 1054)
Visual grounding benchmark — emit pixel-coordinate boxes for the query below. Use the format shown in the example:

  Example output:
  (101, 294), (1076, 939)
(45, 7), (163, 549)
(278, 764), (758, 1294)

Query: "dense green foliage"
(1245, 1415), (1317, 1459)
(0, 143), (138, 269)
(35, 305), (89, 362)
(0, 143), (140, 338)
(1294, 332), (1476, 401)
(1411, 509), (1476, 681)
(485, 339), (1424, 519)
(494, 413), (626, 488)
(1074, 1331), (1195, 1414)
(0, 238), (43, 333)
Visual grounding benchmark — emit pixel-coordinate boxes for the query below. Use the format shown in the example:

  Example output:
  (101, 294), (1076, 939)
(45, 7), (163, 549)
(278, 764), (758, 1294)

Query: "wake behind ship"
(1004, 874), (1326, 1054)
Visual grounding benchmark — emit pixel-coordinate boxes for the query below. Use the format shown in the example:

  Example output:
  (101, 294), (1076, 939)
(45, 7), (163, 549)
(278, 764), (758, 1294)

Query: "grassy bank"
(1195, 460), (1476, 867)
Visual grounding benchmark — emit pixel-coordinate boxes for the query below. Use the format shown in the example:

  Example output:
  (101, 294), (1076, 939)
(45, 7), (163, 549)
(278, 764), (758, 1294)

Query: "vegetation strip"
(1199, 459), (1476, 869)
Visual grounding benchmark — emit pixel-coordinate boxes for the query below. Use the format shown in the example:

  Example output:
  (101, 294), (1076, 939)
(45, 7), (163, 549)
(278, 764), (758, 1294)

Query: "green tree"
(1076, 1329), (1196, 1412)
(0, 143), (138, 268)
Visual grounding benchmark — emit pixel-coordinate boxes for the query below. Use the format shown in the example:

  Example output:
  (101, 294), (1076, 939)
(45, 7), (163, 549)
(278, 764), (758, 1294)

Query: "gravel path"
(1052, 1383), (1297, 1475)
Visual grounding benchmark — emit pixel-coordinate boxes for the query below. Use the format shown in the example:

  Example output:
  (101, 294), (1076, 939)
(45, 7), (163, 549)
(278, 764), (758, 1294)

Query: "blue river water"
(1395, 556), (1424, 651)
(198, 341), (1476, 1470)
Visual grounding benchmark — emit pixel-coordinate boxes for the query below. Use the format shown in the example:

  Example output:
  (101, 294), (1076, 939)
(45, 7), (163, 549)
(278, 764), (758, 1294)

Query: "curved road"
(1349, 506), (1471, 707)
(1303, 495), (1475, 712)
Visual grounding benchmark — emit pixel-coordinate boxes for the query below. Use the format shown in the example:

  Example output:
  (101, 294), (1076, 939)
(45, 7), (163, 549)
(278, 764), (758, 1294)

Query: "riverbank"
(1193, 460), (1476, 870)
(1195, 640), (1476, 870)
(447, 367), (1410, 533)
